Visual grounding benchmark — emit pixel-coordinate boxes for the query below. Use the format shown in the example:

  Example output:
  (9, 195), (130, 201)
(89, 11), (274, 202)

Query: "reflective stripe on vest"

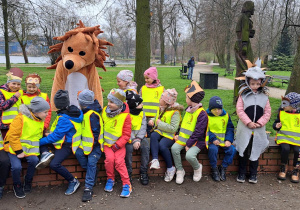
(129, 111), (143, 143)
(0, 131), (3, 150)
(21, 92), (48, 105)
(80, 110), (104, 155)
(276, 111), (300, 146)
(102, 106), (128, 147)
(177, 107), (204, 146)
(141, 86), (164, 117)
(154, 110), (179, 140)
(205, 113), (229, 148)
(1, 89), (23, 124)
(9, 114), (44, 156)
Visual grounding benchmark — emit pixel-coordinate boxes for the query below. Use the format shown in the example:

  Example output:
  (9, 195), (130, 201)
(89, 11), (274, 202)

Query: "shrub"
(268, 55), (294, 71)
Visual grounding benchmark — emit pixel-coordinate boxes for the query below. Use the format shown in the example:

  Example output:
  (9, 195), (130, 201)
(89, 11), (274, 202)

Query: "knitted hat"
(54, 90), (70, 109)
(161, 88), (178, 105)
(144, 67), (158, 81)
(281, 92), (300, 109)
(78, 89), (94, 107)
(185, 81), (205, 103)
(6, 68), (24, 83)
(107, 88), (126, 107)
(29, 97), (50, 113)
(117, 70), (134, 82)
(126, 90), (143, 109)
(209, 96), (223, 111)
(25, 73), (41, 88)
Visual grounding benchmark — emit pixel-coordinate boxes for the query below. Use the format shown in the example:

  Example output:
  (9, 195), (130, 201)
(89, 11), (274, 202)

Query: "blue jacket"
(40, 105), (83, 145)
(206, 108), (234, 143)
(188, 57), (195, 68)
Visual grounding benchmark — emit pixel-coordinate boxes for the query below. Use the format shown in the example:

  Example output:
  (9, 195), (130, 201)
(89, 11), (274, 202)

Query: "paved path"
(193, 63), (286, 99)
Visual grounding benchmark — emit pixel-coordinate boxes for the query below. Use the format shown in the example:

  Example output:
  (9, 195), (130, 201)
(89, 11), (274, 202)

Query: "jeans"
(150, 132), (174, 169)
(0, 150), (10, 187)
(238, 137), (258, 175)
(171, 143), (201, 170)
(7, 153), (39, 185)
(125, 138), (150, 174)
(188, 67), (194, 80)
(208, 144), (236, 168)
(75, 146), (102, 189)
(280, 143), (300, 166)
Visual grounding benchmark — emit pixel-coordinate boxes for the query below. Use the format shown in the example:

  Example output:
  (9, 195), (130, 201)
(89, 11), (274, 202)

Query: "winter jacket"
(0, 84), (21, 130)
(272, 108), (300, 131)
(39, 105), (83, 145)
(4, 105), (43, 155)
(187, 57), (195, 68)
(206, 108), (234, 143)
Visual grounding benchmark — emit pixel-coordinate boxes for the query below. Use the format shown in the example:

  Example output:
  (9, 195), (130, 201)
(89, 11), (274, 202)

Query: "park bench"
(179, 64), (188, 79)
(104, 60), (117, 67)
(269, 75), (290, 86)
(225, 68), (234, 76)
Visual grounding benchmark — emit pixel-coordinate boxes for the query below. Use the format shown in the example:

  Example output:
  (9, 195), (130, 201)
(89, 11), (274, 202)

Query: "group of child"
(0, 64), (299, 202)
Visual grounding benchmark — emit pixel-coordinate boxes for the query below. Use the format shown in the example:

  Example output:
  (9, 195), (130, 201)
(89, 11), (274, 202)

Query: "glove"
(111, 144), (119, 152)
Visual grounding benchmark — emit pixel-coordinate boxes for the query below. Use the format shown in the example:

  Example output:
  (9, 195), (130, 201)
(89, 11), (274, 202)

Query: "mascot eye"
(68, 47), (73, 52)
(79, 51), (86, 56)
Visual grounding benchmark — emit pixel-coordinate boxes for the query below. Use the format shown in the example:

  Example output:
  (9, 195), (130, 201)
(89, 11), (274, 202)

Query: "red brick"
(259, 159), (267, 165)
(62, 159), (79, 165)
(50, 181), (63, 185)
(267, 159), (278, 166)
(36, 182), (50, 186)
(37, 168), (51, 175)
(33, 174), (57, 182)
(65, 166), (76, 172)
(263, 153), (281, 159)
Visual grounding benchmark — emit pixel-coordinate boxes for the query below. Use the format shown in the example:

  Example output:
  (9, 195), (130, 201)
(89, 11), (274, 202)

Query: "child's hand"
(14, 91), (21, 98)
(213, 140), (220, 146)
(276, 122), (282, 129)
(17, 152), (25, 158)
(133, 142), (140, 150)
(254, 123), (261, 128)
(156, 119), (161, 125)
(247, 122), (256, 129)
(174, 135), (179, 142)
(224, 141), (232, 147)
(45, 132), (50, 137)
(185, 146), (190, 151)
(148, 120), (154, 126)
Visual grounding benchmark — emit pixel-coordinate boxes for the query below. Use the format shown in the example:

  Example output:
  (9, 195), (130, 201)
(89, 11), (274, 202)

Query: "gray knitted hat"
(107, 88), (126, 107)
(78, 89), (94, 107)
(29, 97), (50, 113)
(117, 70), (134, 82)
(54, 90), (70, 109)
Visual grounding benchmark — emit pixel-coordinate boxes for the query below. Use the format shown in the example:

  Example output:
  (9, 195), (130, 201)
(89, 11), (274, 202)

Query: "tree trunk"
(286, 37), (300, 94)
(216, 52), (226, 68)
(135, 0), (150, 91)
(158, 1), (165, 65)
(21, 45), (29, 64)
(2, 0), (11, 69)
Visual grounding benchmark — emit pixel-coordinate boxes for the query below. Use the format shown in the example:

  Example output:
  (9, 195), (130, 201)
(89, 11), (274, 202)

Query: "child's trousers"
(280, 143), (300, 166)
(0, 150), (10, 187)
(238, 137), (258, 175)
(7, 153), (38, 185)
(104, 145), (130, 185)
(208, 144), (236, 168)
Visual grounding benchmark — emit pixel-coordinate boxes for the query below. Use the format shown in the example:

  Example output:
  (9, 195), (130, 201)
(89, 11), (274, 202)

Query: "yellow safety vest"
(276, 111), (300, 146)
(80, 110), (104, 155)
(0, 131), (3, 150)
(0, 89), (23, 125)
(141, 85), (164, 117)
(154, 110), (179, 140)
(129, 111), (144, 143)
(205, 113), (229, 148)
(177, 107), (205, 146)
(9, 114), (44, 156)
(51, 116), (82, 154)
(102, 106), (128, 147)
(21, 92), (48, 105)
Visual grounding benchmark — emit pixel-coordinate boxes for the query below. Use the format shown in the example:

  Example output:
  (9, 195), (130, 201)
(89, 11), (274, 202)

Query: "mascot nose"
(65, 60), (74, 69)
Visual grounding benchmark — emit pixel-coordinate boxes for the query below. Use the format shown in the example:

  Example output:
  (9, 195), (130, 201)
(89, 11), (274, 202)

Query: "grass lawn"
(0, 65), (281, 136)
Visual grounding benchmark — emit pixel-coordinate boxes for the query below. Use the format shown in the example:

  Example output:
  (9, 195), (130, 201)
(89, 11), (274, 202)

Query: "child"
(235, 65), (271, 184)
(149, 88), (184, 182)
(116, 70), (138, 93)
(0, 68), (23, 199)
(102, 89), (132, 197)
(140, 67), (164, 137)
(125, 91), (150, 185)
(75, 89), (103, 202)
(4, 97), (50, 198)
(206, 96), (236, 182)
(171, 81), (207, 184)
(36, 90), (83, 195)
(273, 92), (300, 182)
(21, 74), (52, 130)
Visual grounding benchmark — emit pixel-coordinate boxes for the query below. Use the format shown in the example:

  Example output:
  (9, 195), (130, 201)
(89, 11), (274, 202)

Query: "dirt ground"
(2, 174), (300, 210)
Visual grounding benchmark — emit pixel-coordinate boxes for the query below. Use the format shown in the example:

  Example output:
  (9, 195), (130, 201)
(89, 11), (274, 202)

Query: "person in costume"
(235, 61), (271, 184)
(0, 68), (23, 199)
(171, 81), (207, 184)
(102, 89), (132, 198)
(149, 88), (184, 182)
(117, 70), (138, 93)
(21, 74), (52, 130)
(206, 96), (236, 182)
(125, 91), (150, 185)
(273, 92), (300, 183)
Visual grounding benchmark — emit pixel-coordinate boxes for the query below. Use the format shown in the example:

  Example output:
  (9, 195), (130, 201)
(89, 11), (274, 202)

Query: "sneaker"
(211, 167), (220, 182)
(175, 169), (185, 184)
(278, 164), (287, 180)
(219, 165), (227, 181)
(36, 152), (55, 170)
(23, 179), (32, 194)
(104, 179), (114, 192)
(164, 168), (176, 182)
(82, 188), (93, 202)
(13, 184), (25, 199)
(140, 172), (149, 185)
(193, 164), (203, 182)
(291, 167), (299, 183)
(249, 174), (258, 184)
(237, 174), (245, 183)
(65, 178), (80, 195)
(149, 159), (160, 170)
(120, 184), (132, 198)
(0, 186), (3, 200)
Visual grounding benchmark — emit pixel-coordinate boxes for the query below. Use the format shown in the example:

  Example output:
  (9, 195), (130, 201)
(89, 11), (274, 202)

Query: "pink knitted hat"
(161, 88), (178, 105)
(144, 67), (158, 81)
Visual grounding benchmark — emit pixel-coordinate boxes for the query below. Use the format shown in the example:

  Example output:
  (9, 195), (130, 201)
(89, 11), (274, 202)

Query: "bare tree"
(1, 0), (11, 69)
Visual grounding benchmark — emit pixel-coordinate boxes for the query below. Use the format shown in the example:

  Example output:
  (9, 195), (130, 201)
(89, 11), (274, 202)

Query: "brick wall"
(5, 138), (293, 188)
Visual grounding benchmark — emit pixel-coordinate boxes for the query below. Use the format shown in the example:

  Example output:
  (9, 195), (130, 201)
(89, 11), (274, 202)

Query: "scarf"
(186, 103), (203, 114)
(145, 79), (161, 88)
(106, 106), (123, 118)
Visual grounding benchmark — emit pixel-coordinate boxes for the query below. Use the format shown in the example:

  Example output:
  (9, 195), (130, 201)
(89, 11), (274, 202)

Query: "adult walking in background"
(187, 57), (195, 80)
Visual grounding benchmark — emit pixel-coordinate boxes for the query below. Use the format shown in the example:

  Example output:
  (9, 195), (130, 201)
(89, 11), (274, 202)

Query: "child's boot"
(278, 164), (287, 180)
(211, 167), (220, 182)
(140, 172), (149, 185)
(291, 166), (299, 183)
(219, 165), (227, 181)
(120, 184), (132, 198)
(175, 169), (185, 184)
(193, 163), (203, 182)
(13, 184), (25, 199)
(23, 177), (33, 194)
(82, 187), (93, 202)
